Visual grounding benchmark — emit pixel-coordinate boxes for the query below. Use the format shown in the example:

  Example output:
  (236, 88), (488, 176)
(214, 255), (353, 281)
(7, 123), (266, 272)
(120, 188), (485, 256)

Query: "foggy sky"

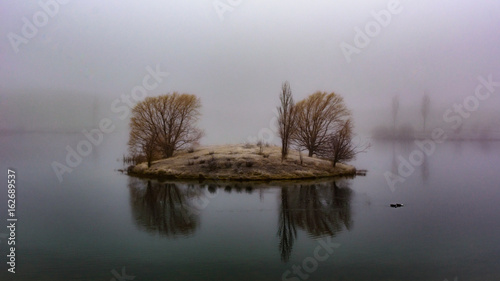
(1, 0), (500, 144)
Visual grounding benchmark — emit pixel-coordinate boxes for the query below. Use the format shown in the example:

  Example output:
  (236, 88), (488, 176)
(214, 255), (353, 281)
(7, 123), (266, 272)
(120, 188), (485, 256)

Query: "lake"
(1, 131), (499, 280)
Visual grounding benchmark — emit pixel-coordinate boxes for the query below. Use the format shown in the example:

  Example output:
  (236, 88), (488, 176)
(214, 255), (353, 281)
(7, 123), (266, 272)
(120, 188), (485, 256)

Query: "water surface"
(1, 132), (499, 280)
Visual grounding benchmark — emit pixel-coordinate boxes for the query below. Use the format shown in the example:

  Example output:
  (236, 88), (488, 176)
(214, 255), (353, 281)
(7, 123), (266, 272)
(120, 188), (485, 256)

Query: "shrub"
(208, 151), (215, 155)
(262, 153), (270, 158)
(257, 140), (264, 154)
(199, 159), (206, 164)
(207, 156), (217, 171)
(188, 160), (194, 166)
(224, 161), (232, 168)
(187, 146), (195, 153)
(243, 143), (254, 149)
(123, 154), (147, 165)
(245, 161), (254, 167)
(127, 165), (135, 174)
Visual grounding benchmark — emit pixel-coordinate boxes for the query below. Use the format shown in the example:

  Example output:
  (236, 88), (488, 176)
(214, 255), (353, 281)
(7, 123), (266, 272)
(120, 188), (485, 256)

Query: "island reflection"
(128, 178), (353, 262)
(278, 180), (353, 262)
(128, 178), (201, 238)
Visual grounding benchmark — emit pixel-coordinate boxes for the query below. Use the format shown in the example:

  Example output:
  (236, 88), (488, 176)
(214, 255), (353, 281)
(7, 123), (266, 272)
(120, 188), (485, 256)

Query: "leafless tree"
(128, 93), (203, 166)
(421, 91), (431, 133)
(277, 81), (296, 161)
(128, 97), (160, 167)
(293, 91), (350, 157)
(318, 119), (368, 167)
(154, 93), (204, 157)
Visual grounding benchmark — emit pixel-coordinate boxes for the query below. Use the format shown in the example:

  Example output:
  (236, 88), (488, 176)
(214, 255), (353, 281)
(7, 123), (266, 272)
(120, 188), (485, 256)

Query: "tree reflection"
(128, 178), (200, 238)
(277, 180), (353, 262)
(278, 187), (297, 262)
(127, 177), (352, 261)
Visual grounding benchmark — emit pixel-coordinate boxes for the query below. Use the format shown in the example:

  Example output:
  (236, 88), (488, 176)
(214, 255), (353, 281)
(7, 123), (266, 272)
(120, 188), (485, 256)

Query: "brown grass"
(129, 144), (356, 180)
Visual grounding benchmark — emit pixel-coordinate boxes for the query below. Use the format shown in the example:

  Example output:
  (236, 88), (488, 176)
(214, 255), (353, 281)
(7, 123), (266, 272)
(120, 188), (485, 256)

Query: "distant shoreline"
(127, 144), (356, 181)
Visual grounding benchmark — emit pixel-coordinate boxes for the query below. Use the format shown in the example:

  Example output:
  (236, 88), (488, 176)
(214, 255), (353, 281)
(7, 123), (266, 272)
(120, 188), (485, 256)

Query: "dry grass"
(129, 144), (356, 180)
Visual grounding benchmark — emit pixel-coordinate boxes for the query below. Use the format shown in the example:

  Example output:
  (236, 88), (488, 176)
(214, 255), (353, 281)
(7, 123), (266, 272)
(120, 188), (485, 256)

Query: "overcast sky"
(1, 0), (500, 144)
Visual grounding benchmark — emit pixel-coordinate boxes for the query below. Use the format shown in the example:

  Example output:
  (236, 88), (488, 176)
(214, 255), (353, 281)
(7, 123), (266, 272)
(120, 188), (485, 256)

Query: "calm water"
(1, 132), (500, 280)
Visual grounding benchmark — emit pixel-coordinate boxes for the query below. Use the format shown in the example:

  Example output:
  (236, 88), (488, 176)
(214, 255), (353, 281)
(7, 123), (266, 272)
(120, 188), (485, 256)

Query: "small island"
(128, 143), (356, 181)
(125, 83), (366, 181)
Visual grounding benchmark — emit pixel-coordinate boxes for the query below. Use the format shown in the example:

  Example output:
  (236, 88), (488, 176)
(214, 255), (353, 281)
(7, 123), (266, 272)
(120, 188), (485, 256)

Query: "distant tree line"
(373, 92), (431, 140)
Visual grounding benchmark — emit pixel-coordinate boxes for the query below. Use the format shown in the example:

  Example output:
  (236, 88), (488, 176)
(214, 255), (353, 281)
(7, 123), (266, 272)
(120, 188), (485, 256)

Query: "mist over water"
(2, 1), (500, 144)
(1, 1), (500, 280)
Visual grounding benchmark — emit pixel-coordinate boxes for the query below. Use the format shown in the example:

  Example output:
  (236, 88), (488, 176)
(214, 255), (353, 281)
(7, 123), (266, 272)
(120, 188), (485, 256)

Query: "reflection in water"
(278, 180), (353, 262)
(278, 187), (297, 262)
(391, 141), (398, 176)
(389, 140), (431, 185)
(128, 178), (200, 238)
(421, 153), (429, 184)
(127, 177), (353, 262)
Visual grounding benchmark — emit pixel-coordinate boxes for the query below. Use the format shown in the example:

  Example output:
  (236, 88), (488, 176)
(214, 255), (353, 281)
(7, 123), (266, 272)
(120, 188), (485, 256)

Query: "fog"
(2, 0), (500, 144)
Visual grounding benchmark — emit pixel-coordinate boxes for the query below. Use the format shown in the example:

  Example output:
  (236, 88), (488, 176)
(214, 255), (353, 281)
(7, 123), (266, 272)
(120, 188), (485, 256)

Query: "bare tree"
(128, 93), (203, 166)
(293, 92), (350, 157)
(128, 97), (160, 167)
(392, 95), (399, 137)
(277, 81), (296, 161)
(318, 119), (367, 167)
(421, 91), (430, 133)
(154, 93), (204, 158)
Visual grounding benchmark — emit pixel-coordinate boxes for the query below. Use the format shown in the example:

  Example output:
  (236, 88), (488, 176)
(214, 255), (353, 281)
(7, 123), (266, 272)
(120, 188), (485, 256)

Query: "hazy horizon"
(2, 0), (500, 144)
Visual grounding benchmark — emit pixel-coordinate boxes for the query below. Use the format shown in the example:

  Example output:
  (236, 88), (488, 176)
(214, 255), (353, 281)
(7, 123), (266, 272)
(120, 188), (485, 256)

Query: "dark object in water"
(390, 203), (404, 208)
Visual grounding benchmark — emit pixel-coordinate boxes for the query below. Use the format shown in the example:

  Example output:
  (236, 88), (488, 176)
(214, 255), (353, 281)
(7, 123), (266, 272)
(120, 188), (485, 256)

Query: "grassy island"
(128, 144), (356, 181)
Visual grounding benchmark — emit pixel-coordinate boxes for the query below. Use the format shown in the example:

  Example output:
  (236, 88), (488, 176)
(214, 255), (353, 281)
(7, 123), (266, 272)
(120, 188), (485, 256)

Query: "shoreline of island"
(126, 143), (357, 181)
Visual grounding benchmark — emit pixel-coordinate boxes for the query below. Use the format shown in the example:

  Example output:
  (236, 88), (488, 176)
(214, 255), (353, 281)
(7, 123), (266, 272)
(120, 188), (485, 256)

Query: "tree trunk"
(164, 144), (174, 158)
(308, 150), (313, 157)
(281, 139), (287, 161)
(146, 149), (153, 167)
